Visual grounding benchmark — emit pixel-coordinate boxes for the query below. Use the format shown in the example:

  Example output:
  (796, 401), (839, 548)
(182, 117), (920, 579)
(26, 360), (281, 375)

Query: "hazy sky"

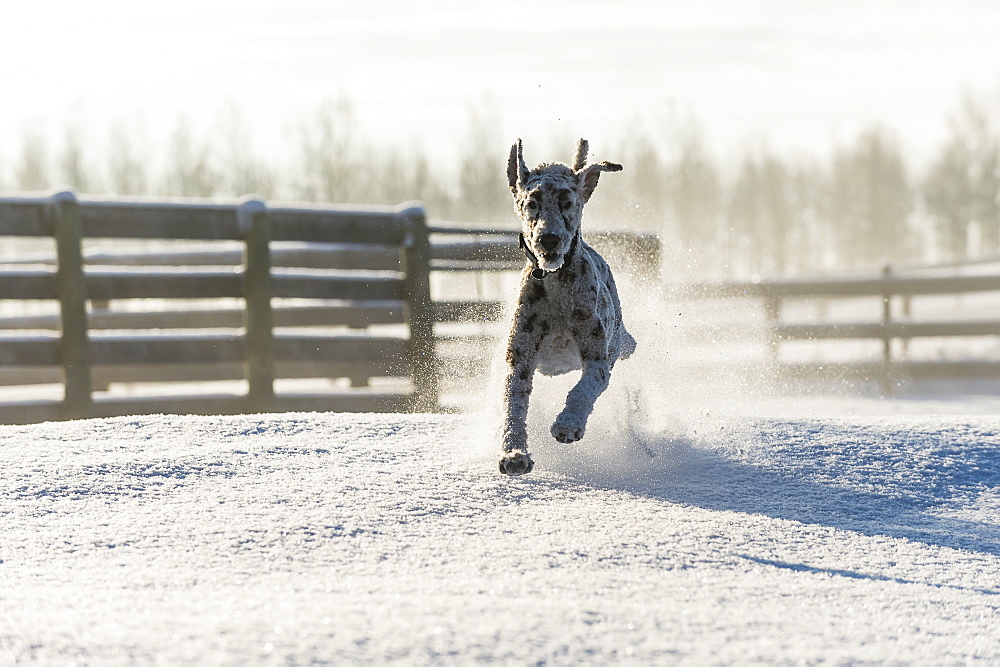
(3, 0), (999, 170)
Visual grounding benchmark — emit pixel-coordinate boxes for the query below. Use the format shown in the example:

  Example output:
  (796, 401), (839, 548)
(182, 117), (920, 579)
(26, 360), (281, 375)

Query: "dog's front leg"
(551, 358), (611, 443)
(499, 324), (538, 476)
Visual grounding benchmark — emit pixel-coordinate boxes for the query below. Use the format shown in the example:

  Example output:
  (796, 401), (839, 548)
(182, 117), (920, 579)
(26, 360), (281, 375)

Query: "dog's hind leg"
(551, 358), (611, 443)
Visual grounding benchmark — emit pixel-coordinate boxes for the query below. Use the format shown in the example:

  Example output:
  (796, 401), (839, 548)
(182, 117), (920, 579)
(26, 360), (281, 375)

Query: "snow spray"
(459, 245), (770, 485)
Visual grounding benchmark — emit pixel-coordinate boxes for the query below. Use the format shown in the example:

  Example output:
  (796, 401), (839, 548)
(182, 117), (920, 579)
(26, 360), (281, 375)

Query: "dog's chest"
(531, 275), (592, 377)
(535, 329), (581, 376)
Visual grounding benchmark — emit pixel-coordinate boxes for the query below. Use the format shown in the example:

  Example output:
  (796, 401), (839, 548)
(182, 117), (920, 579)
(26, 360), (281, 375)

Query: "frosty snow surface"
(2, 409), (999, 663)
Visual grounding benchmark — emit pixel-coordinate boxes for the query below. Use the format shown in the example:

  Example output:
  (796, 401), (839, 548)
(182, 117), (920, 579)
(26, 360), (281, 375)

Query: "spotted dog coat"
(499, 138), (636, 475)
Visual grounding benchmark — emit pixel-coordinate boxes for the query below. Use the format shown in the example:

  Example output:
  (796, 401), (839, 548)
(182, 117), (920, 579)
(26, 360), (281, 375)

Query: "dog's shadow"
(528, 410), (1000, 559)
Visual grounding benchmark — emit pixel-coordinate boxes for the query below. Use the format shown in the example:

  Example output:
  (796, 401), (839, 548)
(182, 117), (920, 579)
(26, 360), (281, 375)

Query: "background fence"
(690, 264), (1000, 391)
(0, 192), (436, 423)
(4, 190), (996, 425)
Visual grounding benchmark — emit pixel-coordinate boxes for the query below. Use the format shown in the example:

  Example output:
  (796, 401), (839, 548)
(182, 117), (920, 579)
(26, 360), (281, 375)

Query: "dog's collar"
(519, 232), (580, 280)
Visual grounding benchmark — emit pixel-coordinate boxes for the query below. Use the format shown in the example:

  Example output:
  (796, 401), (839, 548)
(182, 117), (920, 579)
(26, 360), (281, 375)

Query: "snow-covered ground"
(3, 390), (999, 662)
(3, 269), (999, 663)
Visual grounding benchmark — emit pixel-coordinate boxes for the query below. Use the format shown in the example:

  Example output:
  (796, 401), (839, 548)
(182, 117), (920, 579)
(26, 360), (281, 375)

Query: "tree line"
(2, 92), (998, 277)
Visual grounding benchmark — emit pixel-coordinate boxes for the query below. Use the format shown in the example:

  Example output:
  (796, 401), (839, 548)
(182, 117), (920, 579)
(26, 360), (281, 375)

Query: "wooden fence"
(0, 191), (661, 423)
(0, 192), (435, 423)
(694, 264), (1000, 390)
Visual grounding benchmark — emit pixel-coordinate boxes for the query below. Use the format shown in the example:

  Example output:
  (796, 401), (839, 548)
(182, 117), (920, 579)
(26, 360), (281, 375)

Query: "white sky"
(2, 0), (999, 172)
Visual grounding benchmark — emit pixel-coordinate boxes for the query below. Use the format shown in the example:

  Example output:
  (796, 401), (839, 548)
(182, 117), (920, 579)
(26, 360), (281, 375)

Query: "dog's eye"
(559, 200), (572, 211)
(526, 200), (538, 210)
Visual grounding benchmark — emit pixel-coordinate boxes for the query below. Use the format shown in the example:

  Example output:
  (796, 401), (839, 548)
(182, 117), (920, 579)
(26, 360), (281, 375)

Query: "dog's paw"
(499, 450), (534, 476)
(551, 414), (585, 443)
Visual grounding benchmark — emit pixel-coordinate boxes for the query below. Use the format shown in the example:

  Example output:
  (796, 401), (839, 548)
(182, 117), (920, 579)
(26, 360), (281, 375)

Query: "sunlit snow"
(2, 400), (999, 662)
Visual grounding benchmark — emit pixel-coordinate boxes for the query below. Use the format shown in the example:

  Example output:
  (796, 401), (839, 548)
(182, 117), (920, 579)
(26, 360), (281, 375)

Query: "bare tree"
(826, 127), (913, 268)
(667, 130), (722, 263)
(456, 101), (509, 223)
(787, 158), (830, 272)
(163, 118), (218, 197)
(219, 104), (276, 198)
(16, 131), (50, 191)
(727, 147), (795, 273)
(609, 132), (670, 231)
(363, 145), (449, 212)
(924, 92), (1000, 258)
(295, 95), (361, 202)
(59, 129), (94, 193)
(106, 122), (148, 195)
(408, 148), (453, 218)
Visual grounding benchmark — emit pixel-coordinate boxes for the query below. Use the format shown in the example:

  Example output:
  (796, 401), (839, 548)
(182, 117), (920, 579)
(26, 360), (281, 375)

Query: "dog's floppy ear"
(577, 160), (622, 203)
(507, 139), (529, 195)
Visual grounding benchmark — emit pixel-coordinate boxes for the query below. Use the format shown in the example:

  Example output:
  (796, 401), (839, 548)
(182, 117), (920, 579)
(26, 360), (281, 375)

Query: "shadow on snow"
(535, 418), (1000, 560)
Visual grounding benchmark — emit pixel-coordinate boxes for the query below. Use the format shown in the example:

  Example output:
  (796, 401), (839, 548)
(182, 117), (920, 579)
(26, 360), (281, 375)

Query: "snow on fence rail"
(0, 192), (661, 423)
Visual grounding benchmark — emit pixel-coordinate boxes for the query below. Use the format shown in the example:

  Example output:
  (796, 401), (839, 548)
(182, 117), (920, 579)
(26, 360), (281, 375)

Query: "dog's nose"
(538, 233), (560, 252)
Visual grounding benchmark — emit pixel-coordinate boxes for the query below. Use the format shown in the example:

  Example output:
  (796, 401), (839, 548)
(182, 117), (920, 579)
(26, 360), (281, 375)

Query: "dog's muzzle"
(520, 232), (579, 280)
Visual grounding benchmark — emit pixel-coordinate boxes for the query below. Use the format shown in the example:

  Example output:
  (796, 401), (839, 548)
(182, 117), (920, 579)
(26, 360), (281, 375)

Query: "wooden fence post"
(763, 293), (781, 369)
(399, 205), (439, 412)
(240, 199), (275, 413)
(880, 264), (893, 395)
(51, 190), (93, 419)
(900, 293), (911, 360)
